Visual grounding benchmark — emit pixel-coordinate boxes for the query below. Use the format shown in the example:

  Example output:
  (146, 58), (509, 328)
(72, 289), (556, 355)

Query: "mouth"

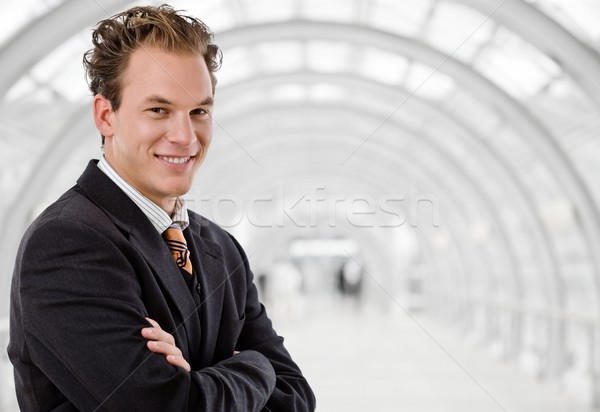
(157, 155), (194, 165)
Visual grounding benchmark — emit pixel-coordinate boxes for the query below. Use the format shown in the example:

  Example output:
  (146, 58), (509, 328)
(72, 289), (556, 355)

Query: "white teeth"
(160, 156), (190, 164)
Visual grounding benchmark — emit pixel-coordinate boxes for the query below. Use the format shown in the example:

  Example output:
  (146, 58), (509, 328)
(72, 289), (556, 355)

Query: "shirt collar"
(97, 156), (189, 233)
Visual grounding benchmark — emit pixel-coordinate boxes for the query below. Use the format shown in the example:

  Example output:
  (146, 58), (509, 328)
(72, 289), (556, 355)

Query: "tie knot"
(163, 225), (186, 244)
(163, 225), (192, 274)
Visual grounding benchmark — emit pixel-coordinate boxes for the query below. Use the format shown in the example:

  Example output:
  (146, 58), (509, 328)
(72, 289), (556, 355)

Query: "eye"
(190, 108), (209, 116)
(150, 107), (167, 114)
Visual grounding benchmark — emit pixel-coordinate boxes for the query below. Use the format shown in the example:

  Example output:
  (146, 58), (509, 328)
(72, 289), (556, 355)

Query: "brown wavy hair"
(83, 4), (222, 142)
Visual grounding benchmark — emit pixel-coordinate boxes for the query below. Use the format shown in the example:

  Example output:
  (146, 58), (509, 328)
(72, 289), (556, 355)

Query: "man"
(7, 5), (315, 411)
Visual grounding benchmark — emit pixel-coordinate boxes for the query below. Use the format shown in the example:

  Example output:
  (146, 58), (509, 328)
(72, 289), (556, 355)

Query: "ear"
(93, 94), (115, 138)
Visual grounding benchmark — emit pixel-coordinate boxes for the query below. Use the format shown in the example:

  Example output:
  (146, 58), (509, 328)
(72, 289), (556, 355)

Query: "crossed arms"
(9, 213), (315, 411)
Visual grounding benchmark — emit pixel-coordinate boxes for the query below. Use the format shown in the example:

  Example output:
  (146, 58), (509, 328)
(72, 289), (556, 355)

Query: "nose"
(167, 114), (195, 147)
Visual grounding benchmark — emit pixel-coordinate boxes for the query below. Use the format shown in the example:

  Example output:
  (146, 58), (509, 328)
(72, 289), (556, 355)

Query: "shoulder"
(21, 186), (117, 248)
(32, 186), (104, 225)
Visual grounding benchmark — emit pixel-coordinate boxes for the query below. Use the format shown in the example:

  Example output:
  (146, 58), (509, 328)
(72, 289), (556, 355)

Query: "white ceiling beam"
(0, 0), (128, 97)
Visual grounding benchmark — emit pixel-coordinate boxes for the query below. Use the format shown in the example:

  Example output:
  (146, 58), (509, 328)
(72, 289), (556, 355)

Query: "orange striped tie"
(163, 225), (193, 275)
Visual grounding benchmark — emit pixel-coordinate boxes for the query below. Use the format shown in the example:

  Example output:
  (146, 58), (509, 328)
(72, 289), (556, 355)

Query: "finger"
(166, 355), (191, 372)
(145, 317), (161, 329)
(141, 327), (155, 339)
(154, 328), (175, 346)
(147, 341), (191, 372)
(141, 326), (175, 346)
(146, 340), (182, 357)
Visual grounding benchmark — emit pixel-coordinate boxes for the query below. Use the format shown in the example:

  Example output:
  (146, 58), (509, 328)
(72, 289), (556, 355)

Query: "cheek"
(195, 124), (212, 147)
(202, 124), (213, 145)
(142, 125), (164, 142)
(137, 126), (166, 153)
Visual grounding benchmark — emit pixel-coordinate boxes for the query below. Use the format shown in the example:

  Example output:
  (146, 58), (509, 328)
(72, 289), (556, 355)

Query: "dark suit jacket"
(8, 160), (315, 412)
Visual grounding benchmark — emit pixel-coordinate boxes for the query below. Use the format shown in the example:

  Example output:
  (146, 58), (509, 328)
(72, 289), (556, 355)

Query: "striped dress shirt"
(97, 156), (189, 233)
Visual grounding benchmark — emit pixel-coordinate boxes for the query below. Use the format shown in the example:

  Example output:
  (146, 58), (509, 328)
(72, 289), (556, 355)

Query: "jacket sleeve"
(14, 218), (276, 412)
(226, 234), (317, 412)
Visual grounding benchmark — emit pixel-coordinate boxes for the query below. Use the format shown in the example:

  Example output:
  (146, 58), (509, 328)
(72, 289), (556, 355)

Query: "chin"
(163, 179), (193, 194)
(170, 185), (193, 197)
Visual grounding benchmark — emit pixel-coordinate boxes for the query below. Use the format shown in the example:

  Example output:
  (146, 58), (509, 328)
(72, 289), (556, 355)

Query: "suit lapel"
(76, 160), (198, 334)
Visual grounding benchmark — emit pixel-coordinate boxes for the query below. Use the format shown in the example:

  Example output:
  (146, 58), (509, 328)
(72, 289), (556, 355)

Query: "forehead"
(121, 46), (212, 103)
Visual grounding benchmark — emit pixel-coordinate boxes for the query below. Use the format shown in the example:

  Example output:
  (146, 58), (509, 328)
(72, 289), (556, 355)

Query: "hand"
(141, 317), (191, 372)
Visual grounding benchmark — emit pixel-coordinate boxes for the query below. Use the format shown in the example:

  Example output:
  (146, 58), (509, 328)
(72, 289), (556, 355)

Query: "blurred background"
(1, 0), (600, 411)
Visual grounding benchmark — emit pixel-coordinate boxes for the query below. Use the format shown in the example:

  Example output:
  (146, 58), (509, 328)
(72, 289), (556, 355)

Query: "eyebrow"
(144, 95), (214, 107)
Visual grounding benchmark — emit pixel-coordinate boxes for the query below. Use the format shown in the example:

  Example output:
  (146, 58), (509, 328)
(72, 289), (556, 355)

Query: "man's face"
(98, 46), (213, 211)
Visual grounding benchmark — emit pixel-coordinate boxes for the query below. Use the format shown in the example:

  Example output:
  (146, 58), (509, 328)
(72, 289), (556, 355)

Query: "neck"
(156, 196), (178, 216)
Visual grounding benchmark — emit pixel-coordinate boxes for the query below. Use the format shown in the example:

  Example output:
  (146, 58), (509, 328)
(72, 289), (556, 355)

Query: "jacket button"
(196, 283), (201, 295)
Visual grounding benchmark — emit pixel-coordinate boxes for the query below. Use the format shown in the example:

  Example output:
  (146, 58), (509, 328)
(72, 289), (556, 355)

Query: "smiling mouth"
(158, 156), (193, 164)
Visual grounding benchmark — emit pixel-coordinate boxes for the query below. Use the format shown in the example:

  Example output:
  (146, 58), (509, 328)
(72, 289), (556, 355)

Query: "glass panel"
(29, 32), (89, 102)
(404, 61), (456, 101)
(302, 0), (358, 22)
(306, 41), (354, 73)
(474, 27), (561, 98)
(425, 2), (496, 62)
(531, 0), (600, 48)
(307, 83), (347, 102)
(0, 0), (65, 47)
(357, 47), (409, 85)
(255, 41), (303, 73)
(369, 0), (434, 37)
(239, 0), (295, 24)
(217, 46), (257, 85)
(268, 83), (307, 102)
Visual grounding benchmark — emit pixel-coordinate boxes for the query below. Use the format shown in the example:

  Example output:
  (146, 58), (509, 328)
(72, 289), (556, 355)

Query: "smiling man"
(7, 5), (315, 411)
(95, 48), (213, 210)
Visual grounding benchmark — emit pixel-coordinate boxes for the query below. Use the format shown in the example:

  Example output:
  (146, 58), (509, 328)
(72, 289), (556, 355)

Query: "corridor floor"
(277, 298), (594, 412)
